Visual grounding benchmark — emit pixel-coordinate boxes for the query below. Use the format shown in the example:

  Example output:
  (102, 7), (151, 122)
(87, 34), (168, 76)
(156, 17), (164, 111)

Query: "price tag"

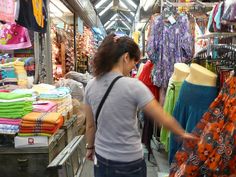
(94, 155), (98, 165)
(168, 15), (176, 25)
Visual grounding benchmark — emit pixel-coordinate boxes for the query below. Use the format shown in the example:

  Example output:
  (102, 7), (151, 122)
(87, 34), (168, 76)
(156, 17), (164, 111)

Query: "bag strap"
(95, 75), (123, 127)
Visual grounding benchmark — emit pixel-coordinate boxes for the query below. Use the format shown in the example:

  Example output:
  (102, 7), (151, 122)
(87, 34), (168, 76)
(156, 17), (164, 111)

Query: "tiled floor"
(81, 141), (169, 177)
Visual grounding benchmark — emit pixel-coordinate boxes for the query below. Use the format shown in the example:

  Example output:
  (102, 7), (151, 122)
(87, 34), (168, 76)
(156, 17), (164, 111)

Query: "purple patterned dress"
(146, 15), (193, 88)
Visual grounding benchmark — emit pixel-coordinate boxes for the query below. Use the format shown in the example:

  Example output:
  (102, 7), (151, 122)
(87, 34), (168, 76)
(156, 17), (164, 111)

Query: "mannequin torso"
(171, 63), (190, 82)
(185, 63), (217, 86)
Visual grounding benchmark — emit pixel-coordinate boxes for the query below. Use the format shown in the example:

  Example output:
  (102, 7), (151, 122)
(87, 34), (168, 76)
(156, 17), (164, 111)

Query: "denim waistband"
(95, 152), (144, 167)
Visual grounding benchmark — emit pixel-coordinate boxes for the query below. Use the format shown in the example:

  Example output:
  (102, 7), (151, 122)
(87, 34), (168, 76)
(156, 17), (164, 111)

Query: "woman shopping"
(84, 34), (197, 177)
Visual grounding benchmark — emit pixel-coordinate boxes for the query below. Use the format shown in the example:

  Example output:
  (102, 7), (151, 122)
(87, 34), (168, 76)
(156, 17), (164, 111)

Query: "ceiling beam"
(119, 0), (136, 12)
(101, 11), (115, 24)
(119, 12), (133, 25)
(95, 0), (111, 13)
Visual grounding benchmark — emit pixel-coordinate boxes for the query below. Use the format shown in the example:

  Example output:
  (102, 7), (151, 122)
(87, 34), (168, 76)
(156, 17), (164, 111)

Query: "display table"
(0, 130), (66, 177)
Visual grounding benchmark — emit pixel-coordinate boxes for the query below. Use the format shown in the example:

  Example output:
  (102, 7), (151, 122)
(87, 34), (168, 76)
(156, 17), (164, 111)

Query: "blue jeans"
(94, 153), (147, 177)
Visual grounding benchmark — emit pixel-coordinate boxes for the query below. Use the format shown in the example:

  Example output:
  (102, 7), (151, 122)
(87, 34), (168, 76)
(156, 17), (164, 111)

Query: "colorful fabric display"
(0, 92), (33, 118)
(0, 0), (16, 23)
(33, 101), (57, 112)
(0, 23), (32, 50)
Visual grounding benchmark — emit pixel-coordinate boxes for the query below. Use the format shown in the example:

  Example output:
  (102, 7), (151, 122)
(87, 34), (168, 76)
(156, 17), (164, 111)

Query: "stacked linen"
(39, 87), (70, 99)
(0, 92), (33, 134)
(32, 84), (56, 94)
(11, 88), (38, 101)
(13, 61), (28, 87)
(0, 63), (18, 85)
(0, 118), (21, 134)
(38, 87), (73, 116)
(33, 101), (57, 112)
(18, 112), (63, 137)
(0, 92), (33, 118)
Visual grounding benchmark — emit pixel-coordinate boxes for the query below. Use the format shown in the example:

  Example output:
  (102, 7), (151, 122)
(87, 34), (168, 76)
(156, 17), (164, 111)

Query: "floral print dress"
(146, 14), (193, 88)
(169, 76), (236, 177)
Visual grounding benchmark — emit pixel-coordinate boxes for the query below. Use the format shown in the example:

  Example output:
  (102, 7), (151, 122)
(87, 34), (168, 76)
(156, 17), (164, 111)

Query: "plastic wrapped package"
(64, 71), (93, 87)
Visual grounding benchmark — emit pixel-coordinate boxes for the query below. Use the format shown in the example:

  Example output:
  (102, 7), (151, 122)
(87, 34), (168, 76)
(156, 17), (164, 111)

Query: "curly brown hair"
(92, 33), (140, 77)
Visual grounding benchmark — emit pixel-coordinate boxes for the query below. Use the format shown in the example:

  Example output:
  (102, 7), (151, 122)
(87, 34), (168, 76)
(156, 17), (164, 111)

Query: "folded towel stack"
(0, 118), (21, 134)
(0, 64), (17, 85)
(19, 112), (64, 137)
(38, 87), (73, 116)
(0, 92), (33, 118)
(0, 92), (32, 135)
(14, 61), (28, 87)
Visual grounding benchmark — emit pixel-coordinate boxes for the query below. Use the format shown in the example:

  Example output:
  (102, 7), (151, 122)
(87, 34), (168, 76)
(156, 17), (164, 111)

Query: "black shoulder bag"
(95, 76), (123, 127)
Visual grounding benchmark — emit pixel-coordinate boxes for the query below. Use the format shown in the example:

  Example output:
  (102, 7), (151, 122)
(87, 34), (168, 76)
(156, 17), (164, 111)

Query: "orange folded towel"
(22, 112), (64, 126)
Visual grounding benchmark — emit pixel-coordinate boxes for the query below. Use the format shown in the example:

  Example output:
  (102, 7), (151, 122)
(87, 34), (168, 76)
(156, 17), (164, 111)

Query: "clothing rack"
(197, 32), (236, 39)
(164, 0), (217, 8)
(194, 44), (236, 74)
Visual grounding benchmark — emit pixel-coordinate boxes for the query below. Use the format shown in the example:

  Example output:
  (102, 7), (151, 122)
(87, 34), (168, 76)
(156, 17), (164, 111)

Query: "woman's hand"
(180, 132), (199, 141)
(86, 149), (95, 161)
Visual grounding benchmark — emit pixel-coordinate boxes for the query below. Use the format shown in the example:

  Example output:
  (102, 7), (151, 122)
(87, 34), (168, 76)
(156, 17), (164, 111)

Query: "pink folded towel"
(33, 101), (57, 112)
(0, 118), (21, 125)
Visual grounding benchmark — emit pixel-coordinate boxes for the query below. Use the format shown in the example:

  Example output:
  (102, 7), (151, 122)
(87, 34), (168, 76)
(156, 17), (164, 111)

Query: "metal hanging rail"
(165, 0), (217, 8)
(197, 32), (236, 39)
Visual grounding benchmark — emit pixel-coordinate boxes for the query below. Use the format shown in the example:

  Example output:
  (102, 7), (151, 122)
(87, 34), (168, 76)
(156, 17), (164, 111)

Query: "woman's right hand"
(180, 132), (199, 141)
(86, 149), (95, 161)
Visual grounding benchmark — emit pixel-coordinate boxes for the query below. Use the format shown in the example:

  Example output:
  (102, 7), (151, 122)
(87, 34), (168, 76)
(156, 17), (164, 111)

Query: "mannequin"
(169, 63), (218, 163)
(160, 63), (189, 153)
(171, 63), (190, 82)
(185, 63), (217, 86)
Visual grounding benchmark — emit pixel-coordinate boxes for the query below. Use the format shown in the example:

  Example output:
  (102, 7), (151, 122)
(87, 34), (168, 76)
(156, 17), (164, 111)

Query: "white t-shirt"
(84, 71), (154, 162)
